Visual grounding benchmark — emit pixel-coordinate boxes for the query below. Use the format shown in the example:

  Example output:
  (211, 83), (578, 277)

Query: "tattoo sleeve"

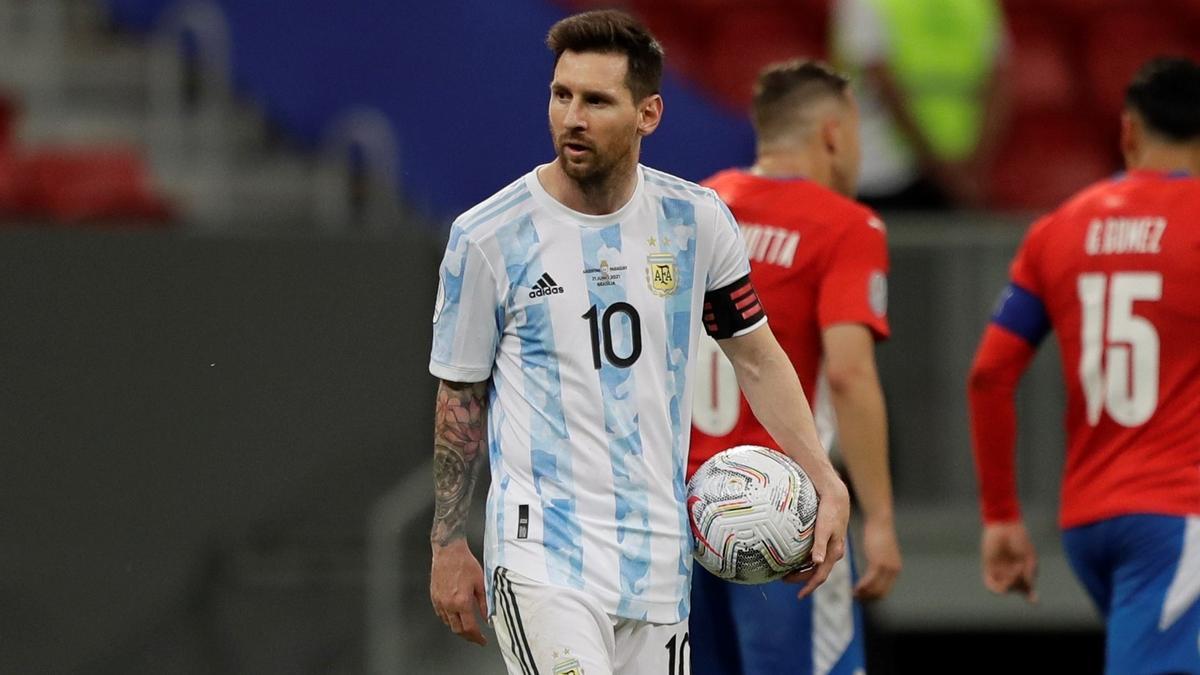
(431, 379), (488, 546)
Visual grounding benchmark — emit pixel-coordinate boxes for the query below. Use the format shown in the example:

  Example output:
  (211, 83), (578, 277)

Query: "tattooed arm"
(429, 379), (491, 645)
(431, 379), (489, 545)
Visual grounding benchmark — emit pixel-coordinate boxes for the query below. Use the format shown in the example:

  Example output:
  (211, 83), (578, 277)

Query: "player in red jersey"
(969, 57), (1200, 674)
(689, 60), (901, 675)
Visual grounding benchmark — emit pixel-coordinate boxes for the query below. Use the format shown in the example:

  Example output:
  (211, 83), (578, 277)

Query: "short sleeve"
(818, 213), (891, 340)
(706, 192), (752, 292)
(832, 0), (889, 66)
(429, 225), (501, 383)
(1009, 215), (1050, 297)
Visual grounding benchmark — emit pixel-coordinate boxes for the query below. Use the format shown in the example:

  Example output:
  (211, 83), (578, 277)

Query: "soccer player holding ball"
(427, 11), (850, 674)
(969, 57), (1200, 674)
(689, 60), (902, 675)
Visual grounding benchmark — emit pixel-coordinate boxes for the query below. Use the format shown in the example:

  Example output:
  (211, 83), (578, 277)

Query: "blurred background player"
(968, 56), (1200, 674)
(831, 0), (1011, 209)
(428, 11), (851, 675)
(689, 60), (901, 675)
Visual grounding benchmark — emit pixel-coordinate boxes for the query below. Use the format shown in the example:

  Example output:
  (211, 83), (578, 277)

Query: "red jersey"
(688, 169), (890, 479)
(976, 170), (1200, 528)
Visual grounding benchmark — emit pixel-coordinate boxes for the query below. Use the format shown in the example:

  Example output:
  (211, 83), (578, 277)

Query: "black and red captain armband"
(703, 274), (766, 339)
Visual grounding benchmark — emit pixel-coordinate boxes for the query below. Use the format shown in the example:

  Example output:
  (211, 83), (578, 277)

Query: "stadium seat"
(0, 89), (171, 225)
(1082, 6), (1200, 118)
(558, 0), (834, 112)
(0, 95), (15, 154)
(1030, 0), (1116, 21)
(1002, 8), (1079, 111)
(988, 110), (1116, 211)
(626, 0), (711, 85)
(0, 95), (15, 216)
(0, 152), (22, 218)
(18, 148), (172, 224)
(703, 4), (826, 111)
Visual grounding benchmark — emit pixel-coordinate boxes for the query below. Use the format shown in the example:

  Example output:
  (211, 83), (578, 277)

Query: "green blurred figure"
(833, 0), (1012, 209)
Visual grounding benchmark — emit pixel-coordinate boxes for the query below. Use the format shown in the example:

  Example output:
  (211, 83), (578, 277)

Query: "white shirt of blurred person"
(832, 0), (1012, 209)
(426, 10), (851, 675)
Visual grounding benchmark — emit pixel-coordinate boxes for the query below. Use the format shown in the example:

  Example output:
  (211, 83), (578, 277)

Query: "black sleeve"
(703, 274), (766, 339)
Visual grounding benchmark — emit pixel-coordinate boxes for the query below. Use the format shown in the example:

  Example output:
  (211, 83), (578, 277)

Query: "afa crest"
(553, 650), (583, 675)
(554, 659), (582, 675)
(646, 252), (678, 296)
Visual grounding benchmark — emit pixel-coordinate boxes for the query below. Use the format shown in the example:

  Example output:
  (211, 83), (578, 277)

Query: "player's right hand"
(981, 521), (1038, 603)
(430, 539), (489, 645)
(853, 515), (902, 601)
(787, 473), (850, 599)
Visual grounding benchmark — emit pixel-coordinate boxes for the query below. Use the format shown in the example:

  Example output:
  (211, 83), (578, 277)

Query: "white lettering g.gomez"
(429, 164), (761, 623)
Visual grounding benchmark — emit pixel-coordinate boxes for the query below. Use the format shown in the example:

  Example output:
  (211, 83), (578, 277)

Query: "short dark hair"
(546, 10), (664, 101)
(1125, 56), (1200, 142)
(752, 59), (851, 141)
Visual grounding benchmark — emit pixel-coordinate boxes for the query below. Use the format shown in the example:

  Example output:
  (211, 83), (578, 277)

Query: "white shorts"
(491, 567), (690, 675)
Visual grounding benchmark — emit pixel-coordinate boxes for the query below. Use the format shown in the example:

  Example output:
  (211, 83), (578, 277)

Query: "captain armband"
(991, 282), (1050, 346)
(703, 274), (767, 339)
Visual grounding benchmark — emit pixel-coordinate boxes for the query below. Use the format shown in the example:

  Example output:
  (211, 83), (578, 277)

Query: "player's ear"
(821, 116), (841, 156)
(637, 94), (663, 137)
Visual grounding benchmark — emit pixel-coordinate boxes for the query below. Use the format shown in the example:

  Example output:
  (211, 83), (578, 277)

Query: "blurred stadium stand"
(0, 2), (170, 224)
(0, 0), (413, 232)
(567, 0), (1200, 210)
(9, 0), (1197, 672)
(1, 0), (1195, 228)
(99, 0), (755, 225)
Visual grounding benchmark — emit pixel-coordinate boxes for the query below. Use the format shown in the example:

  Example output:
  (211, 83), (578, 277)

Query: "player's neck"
(1129, 143), (1200, 177)
(752, 152), (831, 190)
(540, 158), (640, 216)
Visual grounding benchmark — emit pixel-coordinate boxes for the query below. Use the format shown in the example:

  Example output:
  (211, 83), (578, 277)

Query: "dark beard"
(558, 140), (634, 192)
(560, 155), (608, 187)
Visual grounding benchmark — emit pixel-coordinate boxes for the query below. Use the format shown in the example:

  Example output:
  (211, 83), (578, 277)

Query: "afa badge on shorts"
(553, 654), (582, 675)
(646, 252), (678, 296)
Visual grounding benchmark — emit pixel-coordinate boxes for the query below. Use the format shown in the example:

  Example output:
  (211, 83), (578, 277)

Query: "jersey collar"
(1121, 169), (1194, 180)
(527, 164), (646, 228)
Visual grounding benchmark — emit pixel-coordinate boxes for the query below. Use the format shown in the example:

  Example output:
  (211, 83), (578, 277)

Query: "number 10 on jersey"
(582, 302), (642, 369)
(1077, 272), (1162, 427)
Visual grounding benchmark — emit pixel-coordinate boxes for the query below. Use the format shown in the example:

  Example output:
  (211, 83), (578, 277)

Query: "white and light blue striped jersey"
(429, 164), (760, 624)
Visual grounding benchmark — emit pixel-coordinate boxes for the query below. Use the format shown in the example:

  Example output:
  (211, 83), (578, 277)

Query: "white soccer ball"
(686, 445), (819, 584)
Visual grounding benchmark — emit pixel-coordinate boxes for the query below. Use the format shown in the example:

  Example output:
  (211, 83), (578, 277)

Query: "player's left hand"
(981, 520), (1039, 604)
(430, 539), (490, 645)
(786, 473), (850, 599)
(853, 515), (902, 601)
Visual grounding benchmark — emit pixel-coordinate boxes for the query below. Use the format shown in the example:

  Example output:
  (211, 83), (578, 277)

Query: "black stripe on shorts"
(499, 568), (540, 675)
(494, 568), (534, 675)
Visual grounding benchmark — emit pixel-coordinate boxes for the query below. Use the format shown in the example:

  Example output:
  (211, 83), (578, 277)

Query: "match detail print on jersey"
(703, 274), (766, 339)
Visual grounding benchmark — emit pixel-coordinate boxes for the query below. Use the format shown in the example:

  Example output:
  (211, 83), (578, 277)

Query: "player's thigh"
(806, 552), (866, 675)
(731, 547), (864, 675)
(1062, 521), (1114, 615)
(612, 615), (689, 675)
(1105, 515), (1200, 675)
(688, 564), (741, 675)
(491, 567), (615, 675)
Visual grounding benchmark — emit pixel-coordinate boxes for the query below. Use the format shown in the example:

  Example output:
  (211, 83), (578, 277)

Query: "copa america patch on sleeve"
(869, 270), (887, 318)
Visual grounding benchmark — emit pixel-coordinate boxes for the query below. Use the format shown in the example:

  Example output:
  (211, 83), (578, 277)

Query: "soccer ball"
(686, 445), (819, 584)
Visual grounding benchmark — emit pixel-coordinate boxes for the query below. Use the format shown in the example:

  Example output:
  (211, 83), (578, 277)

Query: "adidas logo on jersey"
(529, 272), (565, 298)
